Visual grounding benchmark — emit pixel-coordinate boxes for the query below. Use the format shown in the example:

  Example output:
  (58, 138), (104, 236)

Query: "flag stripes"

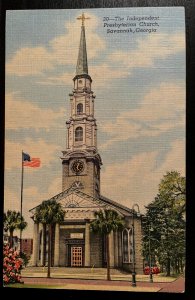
(22, 152), (41, 167)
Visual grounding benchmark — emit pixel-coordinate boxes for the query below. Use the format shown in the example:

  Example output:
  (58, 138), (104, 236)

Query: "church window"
(122, 228), (132, 263)
(75, 127), (83, 142)
(66, 199), (79, 208)
(77, 103), (83, 114)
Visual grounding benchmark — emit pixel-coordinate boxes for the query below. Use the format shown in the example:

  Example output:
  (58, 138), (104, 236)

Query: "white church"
(30, 13), (143, 273)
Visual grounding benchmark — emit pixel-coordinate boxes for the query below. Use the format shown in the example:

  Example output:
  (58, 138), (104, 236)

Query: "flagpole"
(20, 150), (24, 253)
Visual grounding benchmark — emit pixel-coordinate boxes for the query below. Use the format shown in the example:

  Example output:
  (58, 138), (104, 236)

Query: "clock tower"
(61, 13), (102, 198)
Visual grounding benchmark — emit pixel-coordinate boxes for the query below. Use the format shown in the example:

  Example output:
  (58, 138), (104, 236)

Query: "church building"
(30, 13), (143, 273)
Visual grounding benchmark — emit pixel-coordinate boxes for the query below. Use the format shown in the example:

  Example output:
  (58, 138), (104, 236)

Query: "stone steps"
(22, 267), (130, 276)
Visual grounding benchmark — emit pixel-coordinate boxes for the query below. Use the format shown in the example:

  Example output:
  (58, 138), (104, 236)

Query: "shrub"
(144, 266), (160, 275)
(3, 244), (23, 285)
(19, 251), (30, 267)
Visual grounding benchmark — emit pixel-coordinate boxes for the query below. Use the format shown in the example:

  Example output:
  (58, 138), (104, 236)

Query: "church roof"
(76, 24), (88, 76)
(29, 187), (139, 218)
(99, 194), (134, 215)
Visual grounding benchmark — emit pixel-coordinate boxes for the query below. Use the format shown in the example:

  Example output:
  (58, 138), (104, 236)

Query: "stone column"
(118, 231), (122, 267)
(85, 221), (90, 267)
(109, 231), (114, 267)
(54, 223), (60, 266)
(40, 223), (45, 266)
(134, 218), (144, 274)
(32, 222), (39, 266)
(114, 231), (119, 267)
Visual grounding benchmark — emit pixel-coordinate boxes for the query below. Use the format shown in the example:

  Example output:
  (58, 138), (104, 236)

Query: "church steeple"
(61, 13), (102, 198)
(76, 20), (88, 75)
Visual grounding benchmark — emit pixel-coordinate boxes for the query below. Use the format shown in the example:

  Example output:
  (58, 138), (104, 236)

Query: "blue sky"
(5, 7), (185, 237)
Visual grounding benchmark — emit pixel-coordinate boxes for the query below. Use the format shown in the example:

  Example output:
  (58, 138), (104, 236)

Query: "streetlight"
(142, 215), (154, 283)
(131, 203), (140, 287)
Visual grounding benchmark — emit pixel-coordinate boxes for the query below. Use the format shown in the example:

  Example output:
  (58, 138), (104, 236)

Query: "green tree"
(4, 210), (27, 248)
(159, 171), (185, 216)
(90, 209), (124, 280)
(142, 171), (185, 276)
(33, 199), (65, 278)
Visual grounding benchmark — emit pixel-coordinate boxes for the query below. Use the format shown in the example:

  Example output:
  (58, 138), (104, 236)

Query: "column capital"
(84, 218), (91, 223)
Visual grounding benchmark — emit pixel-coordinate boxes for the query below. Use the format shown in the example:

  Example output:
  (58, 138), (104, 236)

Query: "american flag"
(22, 152), (40, 168)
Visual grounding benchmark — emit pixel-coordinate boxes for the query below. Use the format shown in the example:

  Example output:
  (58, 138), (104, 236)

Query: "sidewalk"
(20, 275), (185, 293)
(19, 267), (185, 292)
(21, 267), (177, 282)
(22, 277), (161, 292)
(158, 276), (185, 293)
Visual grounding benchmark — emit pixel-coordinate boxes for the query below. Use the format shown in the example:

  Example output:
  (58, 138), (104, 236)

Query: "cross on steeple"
(75, 12), (89, 75)
(77, 13), (90, 26)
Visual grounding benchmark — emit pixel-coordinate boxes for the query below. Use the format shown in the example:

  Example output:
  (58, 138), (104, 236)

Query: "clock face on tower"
(71, 160), (84, 174)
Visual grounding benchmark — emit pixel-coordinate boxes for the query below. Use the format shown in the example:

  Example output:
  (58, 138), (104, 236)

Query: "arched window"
(77, 103), (83, 115)
(75, 127), (83, 142)
(122, 228), (132, 263)
(122, 229), (129, 263)
(66, 199), (79, 208)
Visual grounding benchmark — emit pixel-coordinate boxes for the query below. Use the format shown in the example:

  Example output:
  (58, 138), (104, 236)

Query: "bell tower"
(61, 13), (102, 198)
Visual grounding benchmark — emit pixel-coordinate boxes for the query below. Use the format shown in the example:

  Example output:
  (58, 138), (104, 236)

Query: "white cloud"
(46, 177), (62, 199)
(24, 176), (62, 205)
(5, 92), (65, 130)
(4, 177), (62, 238)
(6, 13), (105, 77)
(157, 139), (185, 176)
(4, 187), (33, 238)
(50, 13), (105, 65)
(38, 64), (130, 87)
(5, 138), (61, 170)
(4, 138), (185, 238)
(37, 72), (73, 86)
(100, 82), (185, 149)
(6, 47), (54, 76)
(4, 188), (20, 212)
(91, 64), (130, 88)
(101, 138), (185, 212)
(109, 32), (185, 69)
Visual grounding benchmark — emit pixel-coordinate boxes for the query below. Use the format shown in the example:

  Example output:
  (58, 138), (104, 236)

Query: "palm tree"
(33, 199), (65, 278)
(90, 209), (124, 281)
(4, 210), (27, 248)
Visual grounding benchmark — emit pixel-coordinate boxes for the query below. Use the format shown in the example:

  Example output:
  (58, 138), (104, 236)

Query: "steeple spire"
(76, 13), (90, 75)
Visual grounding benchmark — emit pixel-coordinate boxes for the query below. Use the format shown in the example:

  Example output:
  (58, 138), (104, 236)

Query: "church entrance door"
(71, 246), (83, 267)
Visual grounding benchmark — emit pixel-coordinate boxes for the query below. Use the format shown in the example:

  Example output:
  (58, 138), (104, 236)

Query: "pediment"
(58, 191), (106, 209)
(29, 188), (128, 218)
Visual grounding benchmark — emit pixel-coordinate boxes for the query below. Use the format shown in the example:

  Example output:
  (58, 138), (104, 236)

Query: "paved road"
(22, 276), (185, 293)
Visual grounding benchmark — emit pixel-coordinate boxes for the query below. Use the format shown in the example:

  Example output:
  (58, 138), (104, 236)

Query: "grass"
(159, 272), (183, 278)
